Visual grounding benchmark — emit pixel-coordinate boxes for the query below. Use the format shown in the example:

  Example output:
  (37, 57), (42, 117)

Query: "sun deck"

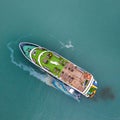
(60, 62), (92, 92)
(30, 47), (68, 77)
(30, 47), (46, 65)
(30, 47), (93, 93)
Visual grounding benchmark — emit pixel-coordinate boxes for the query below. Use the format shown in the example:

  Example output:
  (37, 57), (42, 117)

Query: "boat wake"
(48, 34), (74, 49)
(59, 40), (74, 49)
(7, 42), (81, 101)
(7, 42), (54, 87)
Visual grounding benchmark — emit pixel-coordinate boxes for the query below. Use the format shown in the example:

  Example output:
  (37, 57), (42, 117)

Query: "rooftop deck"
(60, 62), (92, 92)
(31, 48), (68, 77)
(30, 47), (92, 93)
(31, 47), (46, 65)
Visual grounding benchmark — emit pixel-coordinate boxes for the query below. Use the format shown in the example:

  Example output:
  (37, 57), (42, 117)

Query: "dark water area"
(0, 0), (120, 120)
(92, 86), (115, 102)
(100, 87), (115, 100)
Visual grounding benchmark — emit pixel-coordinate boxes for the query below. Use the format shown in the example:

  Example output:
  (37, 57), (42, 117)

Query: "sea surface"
(0, 0), (120, 120)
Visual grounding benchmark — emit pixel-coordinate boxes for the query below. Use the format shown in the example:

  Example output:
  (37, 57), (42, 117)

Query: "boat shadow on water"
(92, 86), (115, 102)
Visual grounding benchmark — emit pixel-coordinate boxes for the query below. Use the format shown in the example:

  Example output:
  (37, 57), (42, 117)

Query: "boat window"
(84, 80), (89, 86)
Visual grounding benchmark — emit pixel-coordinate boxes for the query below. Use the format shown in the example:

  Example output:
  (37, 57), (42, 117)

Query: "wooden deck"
(60, 62), (92, 92)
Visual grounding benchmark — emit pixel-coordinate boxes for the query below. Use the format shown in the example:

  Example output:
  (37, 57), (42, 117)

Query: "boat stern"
(87, 80), (98, 98)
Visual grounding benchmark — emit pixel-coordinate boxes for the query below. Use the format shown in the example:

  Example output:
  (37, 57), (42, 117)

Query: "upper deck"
(60, 62), (92, 92)
(30, 47), (92, 93)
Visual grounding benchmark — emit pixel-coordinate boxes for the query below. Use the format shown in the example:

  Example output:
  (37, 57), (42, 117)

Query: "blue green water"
(0, 0), (120, 120)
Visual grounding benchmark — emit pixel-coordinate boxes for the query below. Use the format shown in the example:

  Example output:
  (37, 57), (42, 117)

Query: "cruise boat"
(19, 42), (98, 100)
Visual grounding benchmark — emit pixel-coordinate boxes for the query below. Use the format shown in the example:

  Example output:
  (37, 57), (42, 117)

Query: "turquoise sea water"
(0, 0), (120, 120)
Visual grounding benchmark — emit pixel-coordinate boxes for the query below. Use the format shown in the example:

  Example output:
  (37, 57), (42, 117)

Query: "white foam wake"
(7, 43), (54, 87)
(48, 34), (74, 49)
(59, 40), (74, 49)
